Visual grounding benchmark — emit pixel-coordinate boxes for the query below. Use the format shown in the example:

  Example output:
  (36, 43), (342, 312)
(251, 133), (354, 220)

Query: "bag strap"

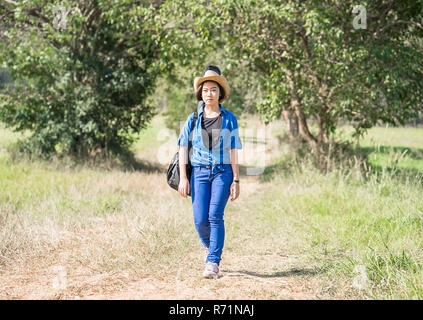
(192, 112), (198, 131)
(188, 112), (198, 151)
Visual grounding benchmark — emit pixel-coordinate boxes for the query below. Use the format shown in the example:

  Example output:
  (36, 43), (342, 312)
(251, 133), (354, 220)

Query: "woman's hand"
(230, 182), (239, 201)
(178, 177), (190, 198)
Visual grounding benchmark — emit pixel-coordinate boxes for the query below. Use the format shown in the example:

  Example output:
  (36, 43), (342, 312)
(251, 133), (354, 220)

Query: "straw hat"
(194, 65), (230, 102)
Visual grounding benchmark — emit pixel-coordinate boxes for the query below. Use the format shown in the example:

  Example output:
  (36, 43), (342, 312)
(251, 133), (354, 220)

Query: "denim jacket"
(177, 102), (242, 174)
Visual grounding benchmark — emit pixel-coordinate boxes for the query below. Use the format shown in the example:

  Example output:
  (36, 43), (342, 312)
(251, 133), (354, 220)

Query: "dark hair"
(203, 65), (221, 76)
(196, 81), (225, 102)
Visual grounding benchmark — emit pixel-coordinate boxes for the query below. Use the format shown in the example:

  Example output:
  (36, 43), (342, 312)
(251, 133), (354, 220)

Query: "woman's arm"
(179, 146), (188, 179)
(230, 148), (240, 180)
(230, 148), (240, 201)
(178, 146), (190, 198)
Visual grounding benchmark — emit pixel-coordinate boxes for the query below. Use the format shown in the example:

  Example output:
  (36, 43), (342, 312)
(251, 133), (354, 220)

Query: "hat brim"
(194, 75), (230, 102)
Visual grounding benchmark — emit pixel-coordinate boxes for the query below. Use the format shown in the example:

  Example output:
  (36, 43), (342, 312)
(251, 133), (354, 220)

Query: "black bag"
(167, 112), (198, 196)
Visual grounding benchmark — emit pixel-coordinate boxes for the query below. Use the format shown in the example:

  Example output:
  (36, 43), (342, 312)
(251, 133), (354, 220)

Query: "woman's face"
(202, 81), (220, 106)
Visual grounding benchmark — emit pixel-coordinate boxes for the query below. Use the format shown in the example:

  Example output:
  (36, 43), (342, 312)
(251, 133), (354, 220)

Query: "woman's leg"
(191, 167), (212, 249)
(207, 169), (233, 265)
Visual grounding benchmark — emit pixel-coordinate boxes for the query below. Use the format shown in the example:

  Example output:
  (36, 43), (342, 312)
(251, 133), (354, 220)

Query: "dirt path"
(94, 253), (321, 300)
(0, 251), (322, 300)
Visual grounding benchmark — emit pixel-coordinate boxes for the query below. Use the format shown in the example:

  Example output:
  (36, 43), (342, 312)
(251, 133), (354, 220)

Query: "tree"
(0, 0), (187, 158)
(175, 0), (423, 168)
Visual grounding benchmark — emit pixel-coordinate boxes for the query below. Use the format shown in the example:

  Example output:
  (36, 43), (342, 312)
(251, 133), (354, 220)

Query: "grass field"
(0, 117), (422, 299)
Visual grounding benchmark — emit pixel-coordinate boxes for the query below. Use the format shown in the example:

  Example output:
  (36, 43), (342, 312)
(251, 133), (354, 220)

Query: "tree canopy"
(0, 0), (193, 157)
(173, 0), (423, 166)
(1, 0), (422, 167)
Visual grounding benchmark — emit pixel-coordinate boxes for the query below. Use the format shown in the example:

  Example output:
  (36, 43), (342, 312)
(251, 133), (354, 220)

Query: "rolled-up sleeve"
(177, 113), (193, 147)
(230, 116), (242, 150)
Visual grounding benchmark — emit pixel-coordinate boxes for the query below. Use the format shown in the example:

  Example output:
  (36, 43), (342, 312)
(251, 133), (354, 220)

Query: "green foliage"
(2, 0), (423, 164)
(0, 0), (191, 158)
(162, 87), (197, 135)
(168, 0), (423, 168)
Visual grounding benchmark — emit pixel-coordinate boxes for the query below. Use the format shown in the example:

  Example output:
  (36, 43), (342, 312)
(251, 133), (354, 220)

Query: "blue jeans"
(190, 164), (233, 265)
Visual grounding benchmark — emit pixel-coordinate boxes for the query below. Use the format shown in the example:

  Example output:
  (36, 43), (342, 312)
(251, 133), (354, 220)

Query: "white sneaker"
(203, 262), (219, 279)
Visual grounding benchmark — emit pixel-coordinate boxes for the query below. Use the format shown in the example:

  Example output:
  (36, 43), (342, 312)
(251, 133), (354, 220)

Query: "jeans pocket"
(220, 168), (233, 182)
(220, 164), (233, 173)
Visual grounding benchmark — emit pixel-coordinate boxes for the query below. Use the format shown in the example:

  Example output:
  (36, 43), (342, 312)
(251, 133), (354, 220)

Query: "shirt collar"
(197, 101), (228, 116)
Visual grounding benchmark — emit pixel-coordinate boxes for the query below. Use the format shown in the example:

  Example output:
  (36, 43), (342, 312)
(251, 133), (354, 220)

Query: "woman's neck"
(204, 103), (220, 117)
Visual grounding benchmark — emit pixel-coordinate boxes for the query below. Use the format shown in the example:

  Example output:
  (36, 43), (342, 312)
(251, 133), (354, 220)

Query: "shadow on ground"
(120, 153), (166, 173)
(4, 146), (167, 174)
(225, 268), (320, 278)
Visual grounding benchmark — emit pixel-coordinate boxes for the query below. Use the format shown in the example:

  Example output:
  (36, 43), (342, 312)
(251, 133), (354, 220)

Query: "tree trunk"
(282, 109), (299, 140)
(316, 113), (324, 145)
(292, 101), (323, 168)
(316, 113), (330, 170)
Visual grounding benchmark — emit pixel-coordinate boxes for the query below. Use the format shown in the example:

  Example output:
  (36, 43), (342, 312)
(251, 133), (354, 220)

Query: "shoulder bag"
(166, 112), (198, 196)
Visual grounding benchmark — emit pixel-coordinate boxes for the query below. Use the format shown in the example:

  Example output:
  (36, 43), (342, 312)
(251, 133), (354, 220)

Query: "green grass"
(255, 124), (423, 299)
(359, 126), (423, 149)
(336, 125), (423, 173)
(255, 161), (423, 298)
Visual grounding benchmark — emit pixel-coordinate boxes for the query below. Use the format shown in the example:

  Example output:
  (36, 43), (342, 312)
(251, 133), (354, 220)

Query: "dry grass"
(0, 164), (322, 299)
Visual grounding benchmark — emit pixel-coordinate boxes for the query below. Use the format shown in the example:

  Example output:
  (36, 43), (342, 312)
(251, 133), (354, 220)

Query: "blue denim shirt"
(177, 102), (242, 174)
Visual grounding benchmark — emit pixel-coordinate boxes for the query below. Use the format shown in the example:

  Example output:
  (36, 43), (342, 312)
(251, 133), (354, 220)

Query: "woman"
(177, 65), (242, 278)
